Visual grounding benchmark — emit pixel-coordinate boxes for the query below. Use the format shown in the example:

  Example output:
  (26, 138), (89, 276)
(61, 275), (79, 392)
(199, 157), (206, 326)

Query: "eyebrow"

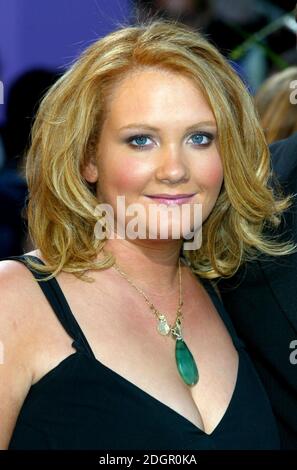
(118, 121), (217, 132)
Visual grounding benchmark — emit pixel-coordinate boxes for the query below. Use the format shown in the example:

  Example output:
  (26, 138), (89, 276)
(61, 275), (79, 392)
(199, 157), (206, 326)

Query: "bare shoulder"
(0, 249), (43, 449)
(0, 248), (44, 358)
(0, 249), (43, 302)
(0, 249), (48, 374)
(0, 249), (48, 360)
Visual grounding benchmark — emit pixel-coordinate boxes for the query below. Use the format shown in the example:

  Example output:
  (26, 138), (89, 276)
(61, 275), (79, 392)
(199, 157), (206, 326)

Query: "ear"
(82, 158), (98, 183)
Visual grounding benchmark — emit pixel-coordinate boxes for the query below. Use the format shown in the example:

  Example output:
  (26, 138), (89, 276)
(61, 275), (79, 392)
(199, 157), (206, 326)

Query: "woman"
(0, 20), (294, 450)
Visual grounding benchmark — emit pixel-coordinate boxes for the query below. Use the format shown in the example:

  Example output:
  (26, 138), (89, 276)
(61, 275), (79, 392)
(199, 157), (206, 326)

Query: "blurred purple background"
(0, 0), (131, 123)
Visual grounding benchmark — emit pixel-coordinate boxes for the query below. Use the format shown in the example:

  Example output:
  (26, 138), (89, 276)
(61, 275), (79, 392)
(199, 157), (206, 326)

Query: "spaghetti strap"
(1, 254), (96, 359)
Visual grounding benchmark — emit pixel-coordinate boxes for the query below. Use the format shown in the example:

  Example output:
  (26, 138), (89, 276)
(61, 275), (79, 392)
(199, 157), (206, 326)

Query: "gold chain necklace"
(112, 258), (199, 387)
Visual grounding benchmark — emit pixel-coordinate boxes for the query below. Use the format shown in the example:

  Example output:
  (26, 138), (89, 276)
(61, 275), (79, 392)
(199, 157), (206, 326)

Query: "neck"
(101, 238), (184, 295)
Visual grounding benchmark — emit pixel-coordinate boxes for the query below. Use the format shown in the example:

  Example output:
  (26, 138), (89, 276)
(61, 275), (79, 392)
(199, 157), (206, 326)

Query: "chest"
(32, 270), (239, 434)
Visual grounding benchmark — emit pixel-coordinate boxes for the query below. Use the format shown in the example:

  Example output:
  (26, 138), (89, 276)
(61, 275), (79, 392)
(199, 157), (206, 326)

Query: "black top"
(5, 255), (279, 450)
(219, 133), (297, 449)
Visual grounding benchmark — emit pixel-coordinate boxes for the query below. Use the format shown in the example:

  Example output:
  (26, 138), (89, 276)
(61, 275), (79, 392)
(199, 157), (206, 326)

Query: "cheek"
(193, 157), (223, 193)
(206, 162), (224, 192)
(101, 157), (152, 196)
(195, 155), (223, 221)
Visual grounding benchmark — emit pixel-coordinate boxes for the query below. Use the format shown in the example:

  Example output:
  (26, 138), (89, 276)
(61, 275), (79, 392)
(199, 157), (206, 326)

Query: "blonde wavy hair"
(25, 19), (294, 281)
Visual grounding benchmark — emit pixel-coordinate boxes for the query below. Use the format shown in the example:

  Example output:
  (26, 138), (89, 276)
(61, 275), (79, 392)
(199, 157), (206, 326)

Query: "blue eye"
(189, 133), (214, 146)
(127, 135), (152, 149)
(126, 132), (214, 150)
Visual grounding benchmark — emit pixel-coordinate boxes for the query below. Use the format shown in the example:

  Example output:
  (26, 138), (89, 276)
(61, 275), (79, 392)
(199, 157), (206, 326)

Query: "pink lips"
(145, 193), (196, 205)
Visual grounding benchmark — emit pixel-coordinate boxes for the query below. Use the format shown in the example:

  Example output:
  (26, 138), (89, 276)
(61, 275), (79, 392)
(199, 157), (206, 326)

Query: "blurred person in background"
(255, 67), (297, 144)
(0, 133), (5, 170)
(0, 69), (58, 257)
(132, 0), (213, 30)
(219, 131), (297, 449)
(132, 0), (297, 91)
(219, 8), (297, 448)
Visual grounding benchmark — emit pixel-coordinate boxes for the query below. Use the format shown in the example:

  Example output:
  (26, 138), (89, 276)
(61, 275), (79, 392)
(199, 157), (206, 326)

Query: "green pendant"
(175, 338), (199, 386)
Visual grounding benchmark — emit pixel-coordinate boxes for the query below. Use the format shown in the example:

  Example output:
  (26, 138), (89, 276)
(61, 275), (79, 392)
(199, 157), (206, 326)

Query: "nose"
(155, 145), (190, 184)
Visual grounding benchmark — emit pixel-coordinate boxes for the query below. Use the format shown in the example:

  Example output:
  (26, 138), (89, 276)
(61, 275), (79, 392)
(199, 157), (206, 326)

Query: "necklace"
(112, 258), (199, 387)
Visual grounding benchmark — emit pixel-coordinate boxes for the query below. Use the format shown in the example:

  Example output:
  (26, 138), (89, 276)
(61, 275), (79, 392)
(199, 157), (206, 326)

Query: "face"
(84, 68), (223, 244)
